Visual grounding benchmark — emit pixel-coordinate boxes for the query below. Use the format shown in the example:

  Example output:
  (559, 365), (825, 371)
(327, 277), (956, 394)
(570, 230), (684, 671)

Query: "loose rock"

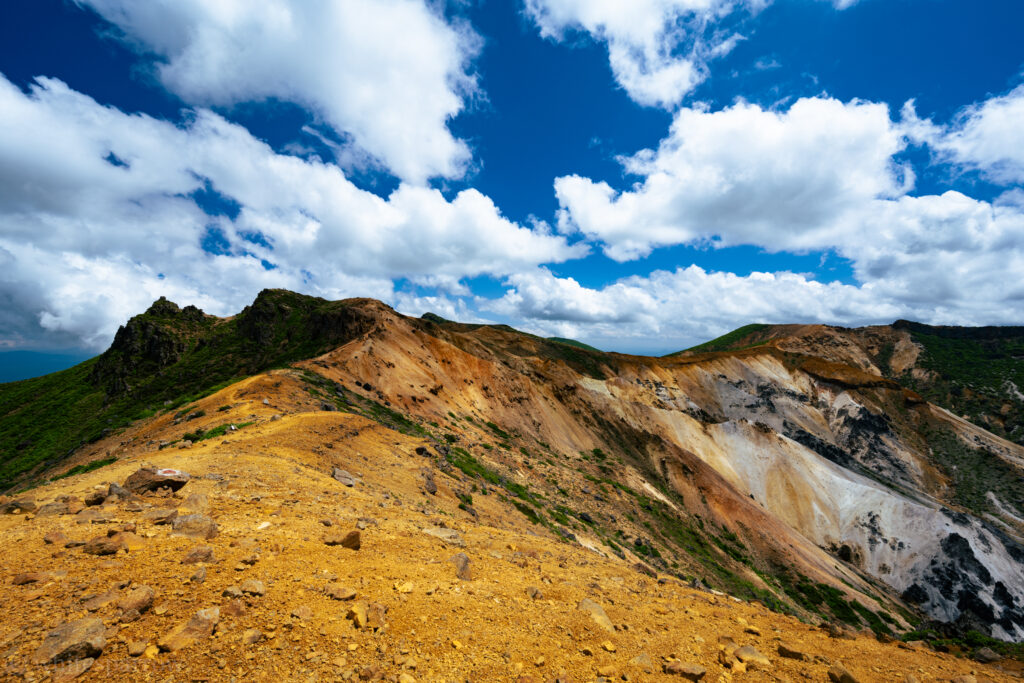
(450, 552), (472, 580)
(171, 514), (218, 539)
(157, 607), (220, 652)
(31, 617), (106, 664)
(577, 598), (615, 633)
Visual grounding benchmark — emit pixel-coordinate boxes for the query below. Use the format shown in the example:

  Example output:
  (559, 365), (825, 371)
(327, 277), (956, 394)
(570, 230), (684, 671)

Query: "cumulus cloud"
(495, 90), (1024, 352)
(905, 85), (1024, 185)
(486, 266), (902, 353)
(0, 74), (581, 349)
(523, 0), (758, 108)
(74, 0), (480, 183)
(523, 0), (861, 109)
(555, 97), (910, 260)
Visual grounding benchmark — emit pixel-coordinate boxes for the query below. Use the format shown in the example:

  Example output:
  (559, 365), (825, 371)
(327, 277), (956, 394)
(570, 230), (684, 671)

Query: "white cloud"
(75, 0), (480, 183)
(905, 85), (1024, 184)
(523, 0), (758, 108)
(523, 0), (861, 109)
(488, 266), (902, 353)
(555, 97), (910, 260)
(0, 74), (581, 349)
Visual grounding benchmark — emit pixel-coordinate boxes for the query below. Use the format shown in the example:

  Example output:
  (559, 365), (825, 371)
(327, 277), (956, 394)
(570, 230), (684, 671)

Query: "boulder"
(777, 642), (807, 661)
(123, 467), (190, 494)
(31, 617), (106, 664)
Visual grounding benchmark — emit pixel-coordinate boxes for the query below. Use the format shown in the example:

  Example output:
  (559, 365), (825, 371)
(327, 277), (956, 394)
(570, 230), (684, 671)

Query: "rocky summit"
(1, 290), (1023, 681)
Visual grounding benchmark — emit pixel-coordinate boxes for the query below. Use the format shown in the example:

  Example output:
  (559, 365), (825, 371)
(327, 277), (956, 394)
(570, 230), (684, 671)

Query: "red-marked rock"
(124, 467), (190, 494)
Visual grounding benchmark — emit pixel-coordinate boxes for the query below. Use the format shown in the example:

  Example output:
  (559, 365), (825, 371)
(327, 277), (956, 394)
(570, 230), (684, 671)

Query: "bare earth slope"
(0, 371), (1017, 682)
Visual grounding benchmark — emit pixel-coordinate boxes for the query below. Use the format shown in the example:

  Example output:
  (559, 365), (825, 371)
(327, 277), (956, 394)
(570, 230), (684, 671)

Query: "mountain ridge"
(3, 290), (1024, 654)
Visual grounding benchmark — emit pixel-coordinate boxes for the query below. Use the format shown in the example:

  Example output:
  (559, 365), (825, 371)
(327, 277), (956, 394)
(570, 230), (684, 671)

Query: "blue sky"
(0, 0), (1023, 379)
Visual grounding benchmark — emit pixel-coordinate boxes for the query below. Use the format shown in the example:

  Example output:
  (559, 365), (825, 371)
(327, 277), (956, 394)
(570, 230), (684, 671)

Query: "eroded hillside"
(3, 290), (1024, 679)
(0, 371), (1019, 682)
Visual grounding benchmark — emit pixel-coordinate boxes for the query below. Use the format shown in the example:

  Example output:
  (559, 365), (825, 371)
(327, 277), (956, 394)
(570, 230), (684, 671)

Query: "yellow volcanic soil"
(0, 373), (1017, 682)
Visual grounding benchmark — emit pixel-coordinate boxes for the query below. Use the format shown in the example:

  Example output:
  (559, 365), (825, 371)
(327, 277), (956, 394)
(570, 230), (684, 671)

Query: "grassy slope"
(0, 289), (377, 490)
(893, 323), (1024, 445)
(547, 337), (602, 353)
(668, 323), (772, 356)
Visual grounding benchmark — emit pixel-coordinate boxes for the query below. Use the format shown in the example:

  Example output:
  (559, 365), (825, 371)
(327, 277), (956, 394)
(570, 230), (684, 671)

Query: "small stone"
(142, 508), (178, 525)
(974, 646), (1002, 663)
(398, 674), (416, 683)
(597, 664), (617, 677)
(347, 602), (369, 629)
(324, 529), (361, 549)
(222, 586), (243, 599)
(828, 664), (859, 683)
(240, 579), (265, 596)
(12, 572), (49, 585)
(326, 584), (357, 600)
(54, 656), (94, 680)
(601, 640), (616, 652)
(171, 513), (218, 539)
(332, 468), (358, 487)
(83, 591), (119, 612)
(43, 532), (68, 545)
(31, 617), (106, 664)
(127, 640), (148, 657)
(394, 581), (414, 594)
(181, 545), (215, 564)
(526, 586), (543, 600)
(291, 605), (313, 621)
(190, 566), (207, 583)
(157, 607), (220, 652)
(422, 526), (464, 546)
(778, 642), (807, 661)
(84, 491), (106, 507)
(577, 598), (615, 633)
(221, 598), (247, 618)
(630, 653), (654, 672)
(663, 661), (706, 680)
(242, 629), (263, 645)
(449, 552), (472, 580)
(82, 534), (123, 556)
(734, 645), (771, 670)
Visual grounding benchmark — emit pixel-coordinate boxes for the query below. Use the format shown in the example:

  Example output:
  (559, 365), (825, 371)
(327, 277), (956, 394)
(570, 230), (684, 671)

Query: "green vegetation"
(925, 427), (1024, 518)
(671, 323), (772, 356)
(0, 289), (384, 490)
(895, 321), (1024, 444)
(52, 456), (117, 481)
(547, 337), (601, 352)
